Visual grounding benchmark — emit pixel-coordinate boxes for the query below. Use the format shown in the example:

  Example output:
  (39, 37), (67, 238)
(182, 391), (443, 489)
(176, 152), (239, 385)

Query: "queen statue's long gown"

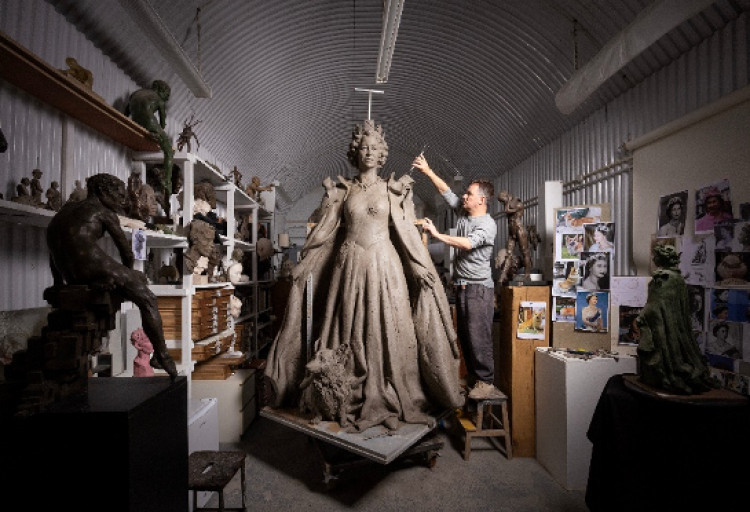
(265, 174), (464, 431)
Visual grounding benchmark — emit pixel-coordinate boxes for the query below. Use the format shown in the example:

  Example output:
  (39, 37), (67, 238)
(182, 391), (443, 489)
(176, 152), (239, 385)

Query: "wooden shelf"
(0, 31), (158, 151)
(0, 199), (56, 228)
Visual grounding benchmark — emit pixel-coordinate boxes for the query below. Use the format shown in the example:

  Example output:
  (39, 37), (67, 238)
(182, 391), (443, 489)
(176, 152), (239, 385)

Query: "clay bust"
(45, 181), (63, 211)
(265, 120), (463, 432)
(185, 219), (218, 277)
(227, 248), (249, 284)
(497, 190), (532, 283)
(636, 244), (715, 394)
(127, 80), (174, 195)
(46, 173), (176, 379)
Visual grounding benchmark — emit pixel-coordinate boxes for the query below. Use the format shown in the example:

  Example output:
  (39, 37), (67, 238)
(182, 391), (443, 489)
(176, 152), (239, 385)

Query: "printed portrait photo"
(695, 180), (733, 235)
(656, 190), (687, 237)
(584, 222), (615, 253)
(579, 251), (611, 291)
(618, 306), (643, 346)
(575, 290), (609, 333)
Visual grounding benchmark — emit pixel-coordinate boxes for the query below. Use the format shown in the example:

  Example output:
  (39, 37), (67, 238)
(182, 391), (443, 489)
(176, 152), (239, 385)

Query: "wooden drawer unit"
(158, 288), (232, 341)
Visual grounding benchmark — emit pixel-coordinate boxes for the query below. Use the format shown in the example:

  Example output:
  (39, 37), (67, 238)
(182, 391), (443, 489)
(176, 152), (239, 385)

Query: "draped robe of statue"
(265, 173), (464, 431)
(637, 267), (716, 394)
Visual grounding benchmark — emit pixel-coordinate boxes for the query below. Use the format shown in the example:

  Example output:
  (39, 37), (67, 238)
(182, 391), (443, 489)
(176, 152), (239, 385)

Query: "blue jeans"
(455, 284), (495, 384)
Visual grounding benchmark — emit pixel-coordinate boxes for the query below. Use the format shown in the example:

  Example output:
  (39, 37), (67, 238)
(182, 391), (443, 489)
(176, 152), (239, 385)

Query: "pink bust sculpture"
(131, 327), (155, 377)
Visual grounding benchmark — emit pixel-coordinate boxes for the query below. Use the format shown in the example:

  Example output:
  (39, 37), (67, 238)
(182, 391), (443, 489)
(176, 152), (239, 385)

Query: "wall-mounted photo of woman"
(580, 251), (610, 290)
(687, 284), (706, 332)
(585, 222), (615, 253)
(656, 191), (687, 237)
(695, 181), (733, 234)
(575, 290), (609, 333)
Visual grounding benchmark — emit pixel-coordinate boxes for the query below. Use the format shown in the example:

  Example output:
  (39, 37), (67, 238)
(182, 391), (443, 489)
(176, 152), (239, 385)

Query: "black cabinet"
(3, 377), (188, 512)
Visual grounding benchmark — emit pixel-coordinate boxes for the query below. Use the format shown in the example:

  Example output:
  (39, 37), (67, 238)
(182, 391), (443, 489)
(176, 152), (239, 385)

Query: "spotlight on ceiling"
(375, 0), (405, 84)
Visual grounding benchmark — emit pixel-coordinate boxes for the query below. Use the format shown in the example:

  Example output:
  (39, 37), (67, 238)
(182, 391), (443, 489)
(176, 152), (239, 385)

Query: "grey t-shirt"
(442, 189), (497, 288)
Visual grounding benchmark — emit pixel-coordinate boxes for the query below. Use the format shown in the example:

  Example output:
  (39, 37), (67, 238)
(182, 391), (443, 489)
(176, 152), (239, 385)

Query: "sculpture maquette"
(46, 173), (177, 379)
(127, 80), (174, 197)
(496, 190), (532, 284)
(265, 120), (463, 431)
(636, 244), (715, 394)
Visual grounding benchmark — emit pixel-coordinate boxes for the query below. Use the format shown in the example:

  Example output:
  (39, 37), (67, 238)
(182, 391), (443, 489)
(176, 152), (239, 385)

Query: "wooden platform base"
(622, 374), (749, 406)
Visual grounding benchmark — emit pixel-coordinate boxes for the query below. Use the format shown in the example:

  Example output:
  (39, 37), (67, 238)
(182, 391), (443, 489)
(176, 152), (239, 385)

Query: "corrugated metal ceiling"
(48, 0), (750, 210)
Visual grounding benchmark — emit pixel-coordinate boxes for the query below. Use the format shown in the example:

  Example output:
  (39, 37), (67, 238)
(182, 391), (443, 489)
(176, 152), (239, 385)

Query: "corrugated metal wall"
(495, 11), (749, 277)
(1, 3), (748, 310)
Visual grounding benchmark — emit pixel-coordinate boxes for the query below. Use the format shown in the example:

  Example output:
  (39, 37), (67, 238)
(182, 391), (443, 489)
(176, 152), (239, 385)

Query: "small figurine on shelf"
(229, 294), (242, 318)
(127, 166), (158, 222)
(496, 190), (532, 284)
(245, 176), (274, 201)
(176, 113), (201, 153)
(45, 181), (63, 211)
(12, 177), (32, 205)
(68, 179), (87, 202)
(229, 166), (243, 188)
(58, 57), (94, 90)
(30, 169), (44, 206)
(126, 80), (174, 195)
(130, 327), (155, 377)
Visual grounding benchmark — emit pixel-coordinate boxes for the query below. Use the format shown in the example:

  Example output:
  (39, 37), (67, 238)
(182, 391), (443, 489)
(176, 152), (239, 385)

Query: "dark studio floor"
(204, 414), (589, 512)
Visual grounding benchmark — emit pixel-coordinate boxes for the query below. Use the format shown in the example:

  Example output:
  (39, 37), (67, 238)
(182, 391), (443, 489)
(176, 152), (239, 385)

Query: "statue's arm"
(102, 211), (134, 268)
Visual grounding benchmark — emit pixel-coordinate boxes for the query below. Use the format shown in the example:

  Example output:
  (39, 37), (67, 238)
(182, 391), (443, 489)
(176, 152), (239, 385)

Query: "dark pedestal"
(586, 374), (750, 511)
(2, 377), (188, 512)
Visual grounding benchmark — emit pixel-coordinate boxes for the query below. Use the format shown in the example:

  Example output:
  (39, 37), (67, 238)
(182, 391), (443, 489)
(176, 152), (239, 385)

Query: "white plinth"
(535, 348), (637, 490)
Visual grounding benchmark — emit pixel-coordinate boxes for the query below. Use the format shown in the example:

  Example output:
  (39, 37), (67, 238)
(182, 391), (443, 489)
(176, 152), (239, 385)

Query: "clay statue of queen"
(265, 120), (463, 431)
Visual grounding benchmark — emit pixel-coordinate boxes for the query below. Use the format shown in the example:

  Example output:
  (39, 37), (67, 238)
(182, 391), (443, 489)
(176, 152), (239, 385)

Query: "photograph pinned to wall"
(687, 284), (707, 332)
(714, 252), (750, 286)
(132, 228), (147, 261)
(617, 306), (643, 346)
(709, 287), (750, 323)
(556, 232), (584, 260)
(610, 276), (650, 351)
(575, 290), (609, 333)
(552, 260), (581, 297)
(726, 372), (750, 395)
(705, 319), (743, 362)
(695, 179), (733, 235)
(553, 296), (576, 322)
(516, 301), (546, 339)
(555, 206), (603, 230)
(656, 190), (688, 237)
(584, 222), (616, 253)
(714, 221), (740, 252)
(679, 235), (715, 287)
(579, 251), (611, 290)
(736, 221), (750, 251)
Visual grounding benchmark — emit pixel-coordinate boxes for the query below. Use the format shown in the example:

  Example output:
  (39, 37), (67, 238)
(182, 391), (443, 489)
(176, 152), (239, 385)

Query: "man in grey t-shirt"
(412, 155), (501, 400)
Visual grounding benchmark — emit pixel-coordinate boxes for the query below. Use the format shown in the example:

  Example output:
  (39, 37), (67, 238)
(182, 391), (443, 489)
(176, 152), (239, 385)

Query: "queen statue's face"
(358, 134), (380, 170)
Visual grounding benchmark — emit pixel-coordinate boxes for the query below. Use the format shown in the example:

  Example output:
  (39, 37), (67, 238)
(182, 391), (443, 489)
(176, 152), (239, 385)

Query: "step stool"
(188, 450), (247, 511)
(458, 393), (513, 460)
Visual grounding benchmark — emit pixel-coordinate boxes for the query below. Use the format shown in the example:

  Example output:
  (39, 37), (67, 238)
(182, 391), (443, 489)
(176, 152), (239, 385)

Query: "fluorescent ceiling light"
(555, 0), (713, 115)
(375, 0), (405, 84)
(118, 0), (212, 98)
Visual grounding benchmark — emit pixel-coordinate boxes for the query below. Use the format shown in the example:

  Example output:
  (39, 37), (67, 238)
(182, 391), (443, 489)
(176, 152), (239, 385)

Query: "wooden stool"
(458, 394), (513, 460)
(188, 450), (247, 512)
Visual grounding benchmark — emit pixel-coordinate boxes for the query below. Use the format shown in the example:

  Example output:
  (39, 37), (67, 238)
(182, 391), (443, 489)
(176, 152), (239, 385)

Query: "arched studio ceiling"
(50, 0), (750, 211)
